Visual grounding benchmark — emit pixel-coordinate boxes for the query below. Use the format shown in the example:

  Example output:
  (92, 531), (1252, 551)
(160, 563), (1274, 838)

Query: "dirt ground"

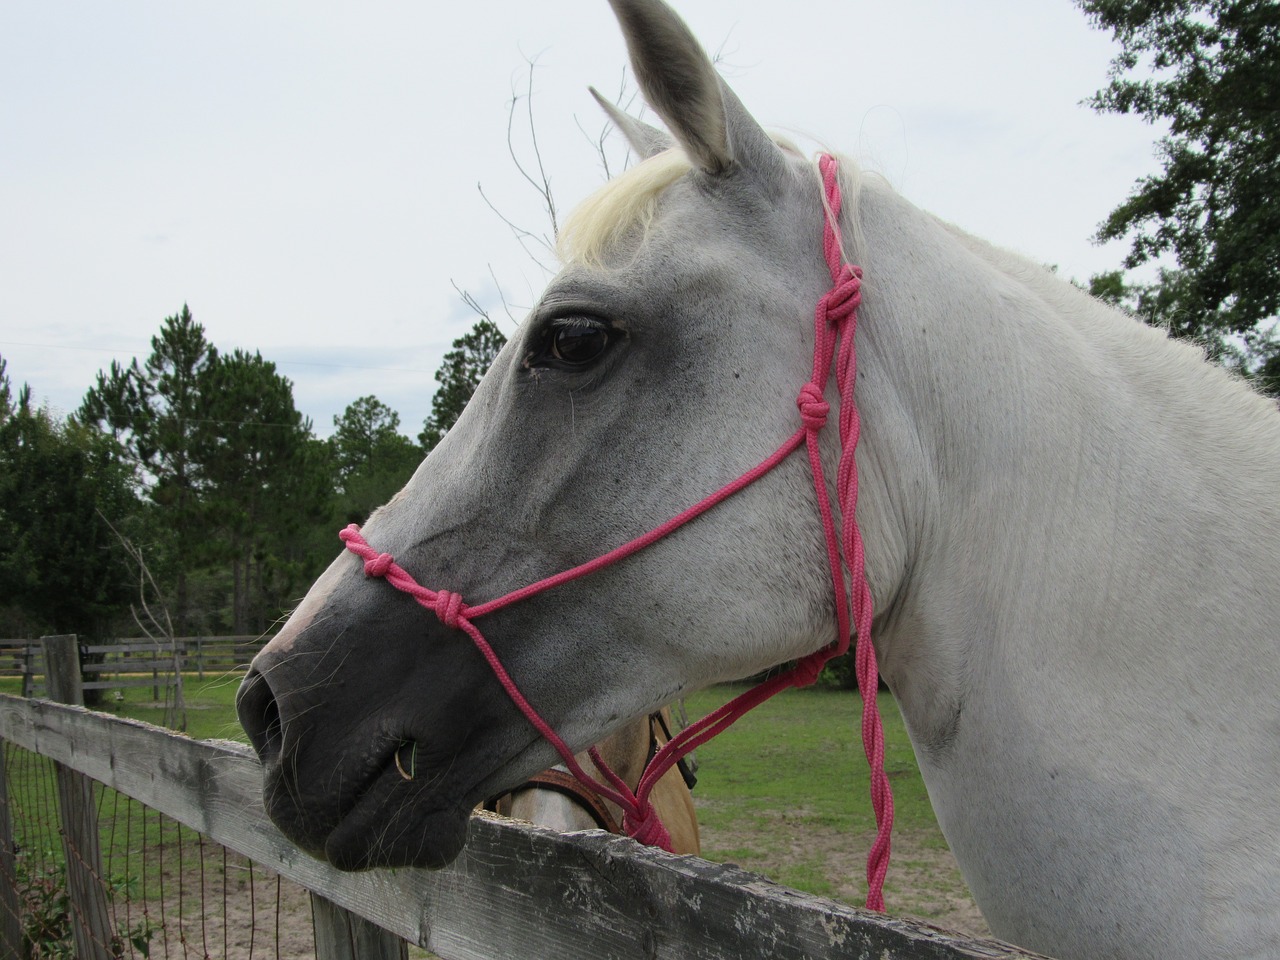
(129, 859), (317, 960)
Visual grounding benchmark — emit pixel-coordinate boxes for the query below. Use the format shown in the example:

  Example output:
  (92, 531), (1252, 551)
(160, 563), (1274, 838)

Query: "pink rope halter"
(340, 153), (894, 910)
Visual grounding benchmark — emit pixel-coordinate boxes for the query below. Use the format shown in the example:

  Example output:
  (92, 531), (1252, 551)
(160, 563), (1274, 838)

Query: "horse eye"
(549, 321), (610, 365)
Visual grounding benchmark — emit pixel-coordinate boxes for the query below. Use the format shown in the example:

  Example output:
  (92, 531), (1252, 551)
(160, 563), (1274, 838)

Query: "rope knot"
(796, 383), (830, 430)
(432, 590), (465, 630)
(790, 652), (827, 688)
(821, 263), (863, 327)
(623, 800), (674, 852)
(364, 553), (394, 579)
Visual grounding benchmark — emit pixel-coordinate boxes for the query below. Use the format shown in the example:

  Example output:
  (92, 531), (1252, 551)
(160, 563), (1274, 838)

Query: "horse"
(236, 1), (1280, 956)
(486, 707), (700, 856)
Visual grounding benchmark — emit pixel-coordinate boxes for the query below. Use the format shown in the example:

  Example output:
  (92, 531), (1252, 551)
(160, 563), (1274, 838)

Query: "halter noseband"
(340, 153), (894, 910)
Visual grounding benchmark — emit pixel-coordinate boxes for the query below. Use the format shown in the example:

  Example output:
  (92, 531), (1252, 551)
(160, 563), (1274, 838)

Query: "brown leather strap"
(486, 710), (696, 835)
(516, 768), (624, 834)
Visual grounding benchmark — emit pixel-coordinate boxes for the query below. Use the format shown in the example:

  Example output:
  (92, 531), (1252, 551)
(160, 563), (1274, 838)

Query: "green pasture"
(681, 684), (961, 914)
(1, 673), (966, 923)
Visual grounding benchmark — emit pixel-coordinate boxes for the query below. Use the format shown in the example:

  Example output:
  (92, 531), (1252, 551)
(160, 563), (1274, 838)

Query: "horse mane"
(557, 135), (846, 269)
(557, 149), (692, 267)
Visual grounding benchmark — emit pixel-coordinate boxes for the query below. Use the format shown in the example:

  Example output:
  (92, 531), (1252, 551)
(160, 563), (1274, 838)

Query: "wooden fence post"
(20, 644), (37, 699)
(42, 635), (114, 960)
(312, 892), (409, 960)
(0, 742), (23, 958)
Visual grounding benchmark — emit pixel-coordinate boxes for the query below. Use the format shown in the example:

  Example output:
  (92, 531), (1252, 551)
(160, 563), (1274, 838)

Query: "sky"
(0, 1), (1164, 438)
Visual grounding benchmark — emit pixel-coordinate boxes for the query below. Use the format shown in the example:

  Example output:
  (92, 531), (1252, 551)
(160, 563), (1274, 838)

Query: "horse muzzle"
(234, 563), (539, 870)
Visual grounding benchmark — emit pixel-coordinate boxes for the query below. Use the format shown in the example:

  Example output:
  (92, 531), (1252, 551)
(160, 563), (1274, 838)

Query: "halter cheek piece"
(340, 154), (894, 910)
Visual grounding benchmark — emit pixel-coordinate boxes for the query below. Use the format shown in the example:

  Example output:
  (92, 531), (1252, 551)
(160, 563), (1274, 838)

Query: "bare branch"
(508, 58), (558, 239)
(450, 279), (493, 325)
(476, 182), (557, 273)
(487, 264), (520, 328)
(98, 509), (186, 729)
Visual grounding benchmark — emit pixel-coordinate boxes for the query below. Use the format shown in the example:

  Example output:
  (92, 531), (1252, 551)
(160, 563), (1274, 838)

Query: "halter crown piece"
(339, 153), (894, 909)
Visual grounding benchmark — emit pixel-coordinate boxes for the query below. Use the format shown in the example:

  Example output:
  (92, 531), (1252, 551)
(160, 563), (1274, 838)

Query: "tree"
(1078, 0), (1280, 390)
(0, 357), (140, 642)
(0, 354), (11, 422)
(79, 305), (219, 631)
(331, 396), (413, 480)
(418, 318), (508, 450)
(329, 396), (421, 526)
(195, 350), (329, 633)
(78, 307), (335, 633)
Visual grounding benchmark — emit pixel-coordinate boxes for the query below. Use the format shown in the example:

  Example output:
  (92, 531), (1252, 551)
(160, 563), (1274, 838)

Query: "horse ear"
(589, 86), (673, 160)
(606, 0), (786, 181)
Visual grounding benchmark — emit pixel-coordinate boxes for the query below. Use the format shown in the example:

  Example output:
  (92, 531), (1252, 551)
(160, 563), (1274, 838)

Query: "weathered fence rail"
(0, 638), (1053, 960)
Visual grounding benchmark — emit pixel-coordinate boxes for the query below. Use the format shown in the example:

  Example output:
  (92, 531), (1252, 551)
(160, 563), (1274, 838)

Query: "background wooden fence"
(0, 636), (1053, 960)
(0, 635), (267, 699)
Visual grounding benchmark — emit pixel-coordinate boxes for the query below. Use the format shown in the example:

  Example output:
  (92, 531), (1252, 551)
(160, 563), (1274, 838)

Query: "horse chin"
(260, 724), (547, 872)
(290, 760), (475, 871)
(323, 790), (471, 872)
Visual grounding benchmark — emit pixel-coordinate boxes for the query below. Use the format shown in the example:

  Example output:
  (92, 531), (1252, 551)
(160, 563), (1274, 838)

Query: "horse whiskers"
(259, 645), (357, 705)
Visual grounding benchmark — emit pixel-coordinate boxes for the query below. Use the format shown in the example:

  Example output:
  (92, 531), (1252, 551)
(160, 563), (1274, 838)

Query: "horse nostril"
(237, 667), (283, 762)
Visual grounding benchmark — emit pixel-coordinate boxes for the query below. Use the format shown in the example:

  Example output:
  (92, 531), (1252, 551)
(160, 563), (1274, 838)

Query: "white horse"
(237, 1), (1280, 957)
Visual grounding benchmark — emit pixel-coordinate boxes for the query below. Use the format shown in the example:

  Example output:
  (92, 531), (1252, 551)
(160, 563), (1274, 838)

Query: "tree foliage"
(331, 396), (415, 481)
(0, 356), (140, 640)
(0, 355), (11, 420)
(5, 304), (516, 639)
(419, 318), (508, 450)
(329, 396), (421, 526)
(195, 350), (328, 632)
(79, 305), (219, 630)
(1079, 0), (1280, 384)
(79, 307), (334, 633)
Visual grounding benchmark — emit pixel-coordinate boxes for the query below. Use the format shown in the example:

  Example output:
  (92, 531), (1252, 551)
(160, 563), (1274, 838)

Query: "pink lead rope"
(340, 153), (894, 910)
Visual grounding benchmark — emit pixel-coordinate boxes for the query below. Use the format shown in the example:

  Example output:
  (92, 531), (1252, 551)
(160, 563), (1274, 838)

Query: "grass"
(683, 685), (933, 836)
(680, 684), (972, 922)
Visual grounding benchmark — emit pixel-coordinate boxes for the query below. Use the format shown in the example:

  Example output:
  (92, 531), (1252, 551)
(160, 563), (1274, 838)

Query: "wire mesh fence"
(1, 741), (319, 959)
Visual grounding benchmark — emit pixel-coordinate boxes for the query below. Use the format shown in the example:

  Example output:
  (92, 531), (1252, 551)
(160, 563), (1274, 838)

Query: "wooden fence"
(0, 636), (1053, 960)
(0, 635), (267, 698)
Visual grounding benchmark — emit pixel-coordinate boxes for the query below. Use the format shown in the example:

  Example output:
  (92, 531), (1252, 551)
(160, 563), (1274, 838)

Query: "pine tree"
(419, 319), (508, 451)
(195, 350), (328, 632)
(330, 396), (421, 525)
(1, 359), (139, 641)
(79, 305), (218, 632)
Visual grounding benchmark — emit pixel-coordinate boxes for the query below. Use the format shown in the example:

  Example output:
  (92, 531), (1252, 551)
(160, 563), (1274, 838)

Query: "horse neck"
(847, 182), (1280, 748)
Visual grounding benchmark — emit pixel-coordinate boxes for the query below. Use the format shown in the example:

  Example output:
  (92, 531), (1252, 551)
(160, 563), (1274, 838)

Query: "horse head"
(237, 0), (908, 872)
